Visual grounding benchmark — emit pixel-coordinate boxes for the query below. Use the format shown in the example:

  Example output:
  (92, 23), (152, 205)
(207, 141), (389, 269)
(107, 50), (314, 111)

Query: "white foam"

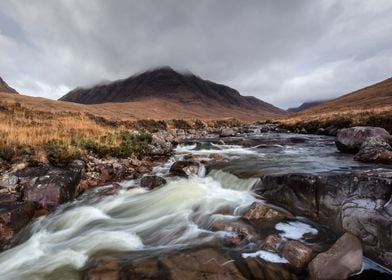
(275, 221), (318, 240)
(242, 250), (288, 263)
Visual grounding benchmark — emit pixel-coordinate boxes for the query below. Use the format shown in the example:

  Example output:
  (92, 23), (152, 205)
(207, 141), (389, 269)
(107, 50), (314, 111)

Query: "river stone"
(140, 175), (167, 190)
(0, 202), (35, 249)
(281, 240), (313, 269)
(308, 233), (362, 280)
(85, 256), (122, 280)
(242, 202), (285, 221)
(335, 127), (390, 153)
(354, 136), (392, 164)
(159, 248), (245, 280)
(220, 128), (236, 137)
(169, 161), (200, 177)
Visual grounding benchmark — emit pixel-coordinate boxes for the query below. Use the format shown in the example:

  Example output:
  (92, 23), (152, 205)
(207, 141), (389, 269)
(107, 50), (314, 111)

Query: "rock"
(220, 128), (236, 137)
(255, 170), (392, 269)
(209, 153), (225, 161)
(242, 202), (285, 221)
(258, 234), (283, 252)
(85, 256), (122, 280)
(158, 248), (245, 280)
(354, 136), (392, 164)
(140, 176), (167, 190)
(0, 202), (35, 249)
(316, 128), (326, 135)
(308, 233), (362, 280)
(325, 125), (339, 136)
(17, 162), (84, 210)
(0, 174), (19, 193)
(169, 161), (200, 177)
(335, 127), (390, 153)
(281, 240), (313, 269)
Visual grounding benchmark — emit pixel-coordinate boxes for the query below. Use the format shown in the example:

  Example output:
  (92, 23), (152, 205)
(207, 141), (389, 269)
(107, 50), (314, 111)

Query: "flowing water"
(0, 131), (391, 279)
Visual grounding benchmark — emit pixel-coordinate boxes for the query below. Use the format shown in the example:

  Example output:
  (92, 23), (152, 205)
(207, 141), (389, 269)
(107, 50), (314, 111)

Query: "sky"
(0, 0), (391, 109)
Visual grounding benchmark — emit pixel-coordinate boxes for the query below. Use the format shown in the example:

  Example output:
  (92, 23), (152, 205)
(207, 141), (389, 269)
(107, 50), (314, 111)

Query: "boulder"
(85, 256), (122, 280)
(169, 161), (200, 177)
(308, 233), (362, 280)
(0, 202), (35, 249)
(0, 174), (19, 193)
(258, 234), (283, 252)
(17, 162), (84, 210)
(140, 176), (167, 190)
(220, 128), (236, 137)
(354, 136), (392, 164)
(209, 153), (225, 161)
(242, 202), (285, 221)
(335, 127), (390, 153)
(281, 240), (313, 269)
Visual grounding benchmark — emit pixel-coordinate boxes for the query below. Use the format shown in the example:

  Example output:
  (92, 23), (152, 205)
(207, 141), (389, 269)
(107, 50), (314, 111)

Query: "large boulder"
(169, 161), (200, 177)
(140, 176), (167, 190)
(335, 127), (390, 153)
(17, 162), (84, 210)
(255, 169), (392, 269)
(308, 233), (362, 280)
(354, 136), (392, 164)
(281, 240), (313, 269)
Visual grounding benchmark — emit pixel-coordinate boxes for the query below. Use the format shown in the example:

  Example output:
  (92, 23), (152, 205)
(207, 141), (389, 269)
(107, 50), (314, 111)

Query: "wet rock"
(259, 234), (283, 252)
(220, 128), (236, 137)
(17, 162), (84, 210)
(209, 153), (225, 161)
(159, 248), (245, 280)
(140, 176), (167, 190)
(242, 202), (285, 221)
(308, 233), (362, 280)
(85, 255), (122, 280)
(281, 240), (313, 269)
(325, 125), (339, 136)
(255, 170), (392, 268)
(316, 128), (326, 135)
(354, 136), (392, 164)
(169, 161), (200, 177)
(335, 127), (390, 153)
(0, 202), (35, 249)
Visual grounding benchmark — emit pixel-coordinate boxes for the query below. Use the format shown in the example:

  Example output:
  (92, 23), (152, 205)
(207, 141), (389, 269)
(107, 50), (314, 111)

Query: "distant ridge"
(0, 77), (18, 94)
(287, 100), (327, 113)
(59, 67), (286, 118)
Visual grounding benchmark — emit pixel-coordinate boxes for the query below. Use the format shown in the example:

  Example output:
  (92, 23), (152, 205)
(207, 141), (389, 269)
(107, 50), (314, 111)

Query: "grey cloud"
(0, 0), (391, 108)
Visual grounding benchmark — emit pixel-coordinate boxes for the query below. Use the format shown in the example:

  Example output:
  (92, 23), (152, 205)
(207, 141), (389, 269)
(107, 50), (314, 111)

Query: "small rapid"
(0, 143), (264, 279)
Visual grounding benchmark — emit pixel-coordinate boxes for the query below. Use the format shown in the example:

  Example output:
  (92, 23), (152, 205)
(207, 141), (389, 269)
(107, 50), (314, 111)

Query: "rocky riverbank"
(1, 124), (391, 279)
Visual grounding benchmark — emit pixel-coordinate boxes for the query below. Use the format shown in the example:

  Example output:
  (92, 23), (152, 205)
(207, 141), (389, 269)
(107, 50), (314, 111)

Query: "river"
(0, 131), (390, 279)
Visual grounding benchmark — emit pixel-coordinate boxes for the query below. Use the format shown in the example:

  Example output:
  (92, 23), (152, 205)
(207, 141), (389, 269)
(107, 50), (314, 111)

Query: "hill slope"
(60, 67), (286, 119)
(0, 77), (18, 94)
(281, 77), (392, 132)
(302, 77), (392, 115)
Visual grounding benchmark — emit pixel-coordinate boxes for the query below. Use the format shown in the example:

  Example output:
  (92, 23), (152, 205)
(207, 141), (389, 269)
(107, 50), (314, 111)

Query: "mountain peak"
(59, 68), (286, 118)
(0, 76), (18, 94)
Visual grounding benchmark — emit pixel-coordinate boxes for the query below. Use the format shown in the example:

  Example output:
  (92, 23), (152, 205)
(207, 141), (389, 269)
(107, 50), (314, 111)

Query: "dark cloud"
(0, 0), (391, 108)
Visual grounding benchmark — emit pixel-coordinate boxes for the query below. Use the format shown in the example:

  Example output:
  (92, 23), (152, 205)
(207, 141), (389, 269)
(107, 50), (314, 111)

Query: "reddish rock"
(308, 233), (363, 280)
(169, 161), (200, 177)
(281, 240), (313, 269)
(259, 234), (283, 252)
(242, 202), (285, 221)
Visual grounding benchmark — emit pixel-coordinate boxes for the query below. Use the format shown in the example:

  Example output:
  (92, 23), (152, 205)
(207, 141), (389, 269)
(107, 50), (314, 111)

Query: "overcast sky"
(0, 0), (391, 109)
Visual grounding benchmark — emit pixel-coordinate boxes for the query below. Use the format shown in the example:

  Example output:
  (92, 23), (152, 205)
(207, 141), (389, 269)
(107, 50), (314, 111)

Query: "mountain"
(0, 77), (18, 94)
(296, 77), (392, 115)
(287, 100), (327, 113)
(60, 67), (286, 119)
